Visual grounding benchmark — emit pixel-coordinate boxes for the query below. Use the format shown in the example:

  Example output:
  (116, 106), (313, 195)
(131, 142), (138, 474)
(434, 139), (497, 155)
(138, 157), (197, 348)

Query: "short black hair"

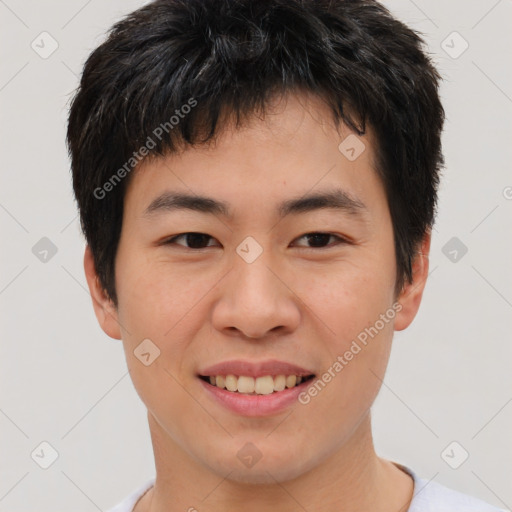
(67, 0), (444, 307)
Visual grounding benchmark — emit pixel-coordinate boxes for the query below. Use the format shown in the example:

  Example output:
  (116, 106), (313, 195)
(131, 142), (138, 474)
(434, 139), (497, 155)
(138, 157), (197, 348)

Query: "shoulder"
(396, 464), (507, 512)
(105, 478), (155, 512)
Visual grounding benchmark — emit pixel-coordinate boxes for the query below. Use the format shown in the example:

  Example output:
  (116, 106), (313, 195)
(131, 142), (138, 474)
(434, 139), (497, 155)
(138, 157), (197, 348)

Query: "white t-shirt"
(106, 463), (507, 512)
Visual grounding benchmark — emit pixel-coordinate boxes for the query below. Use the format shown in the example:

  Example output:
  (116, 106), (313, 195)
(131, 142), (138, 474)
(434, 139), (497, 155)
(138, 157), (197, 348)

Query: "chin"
(224, 464), (307, 485)
(204, 446), (314, 485)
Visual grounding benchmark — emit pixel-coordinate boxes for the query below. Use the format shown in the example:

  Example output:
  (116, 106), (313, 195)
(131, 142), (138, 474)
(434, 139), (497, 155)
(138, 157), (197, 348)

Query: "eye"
(163, 232), (219, 249)
(292, 232), (350, 249)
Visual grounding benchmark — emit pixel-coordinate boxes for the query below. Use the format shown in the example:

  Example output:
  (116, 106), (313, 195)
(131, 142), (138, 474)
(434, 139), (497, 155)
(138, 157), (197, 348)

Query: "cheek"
(299, 260), (396, 402)
(302, 259), (395, 341)
(115, 262), (202, 428)
(300, 279), (395, 440)
(117, 257), (199, 336)
(115, 259), (221, 400)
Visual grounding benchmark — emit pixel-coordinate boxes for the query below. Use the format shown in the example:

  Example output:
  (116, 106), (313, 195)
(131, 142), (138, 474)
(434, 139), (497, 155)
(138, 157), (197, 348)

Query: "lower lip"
(198, 377), (313, 417)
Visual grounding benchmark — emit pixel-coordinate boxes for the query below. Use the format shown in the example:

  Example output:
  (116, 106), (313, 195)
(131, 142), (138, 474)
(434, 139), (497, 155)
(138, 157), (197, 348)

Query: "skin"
(84, 90), (430, 512)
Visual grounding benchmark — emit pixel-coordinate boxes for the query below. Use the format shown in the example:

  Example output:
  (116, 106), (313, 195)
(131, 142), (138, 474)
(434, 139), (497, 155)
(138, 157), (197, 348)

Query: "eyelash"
(161, 232), (351, 250)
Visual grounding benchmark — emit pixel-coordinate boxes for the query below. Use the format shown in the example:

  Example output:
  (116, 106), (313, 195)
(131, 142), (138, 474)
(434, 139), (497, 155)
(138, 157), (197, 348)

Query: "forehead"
(123, 91), (384, 221)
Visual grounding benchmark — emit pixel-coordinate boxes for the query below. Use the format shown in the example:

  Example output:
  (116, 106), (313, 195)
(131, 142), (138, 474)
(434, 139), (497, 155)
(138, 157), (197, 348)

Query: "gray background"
(1, 0), (511, 510)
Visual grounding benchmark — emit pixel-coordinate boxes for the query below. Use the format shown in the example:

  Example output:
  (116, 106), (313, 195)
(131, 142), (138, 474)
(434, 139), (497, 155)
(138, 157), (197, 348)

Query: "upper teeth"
(208, 375), (304, 394)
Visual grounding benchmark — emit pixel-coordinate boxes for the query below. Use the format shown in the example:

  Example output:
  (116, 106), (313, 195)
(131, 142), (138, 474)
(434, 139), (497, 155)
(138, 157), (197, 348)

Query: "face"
(85, 91), (429, 485)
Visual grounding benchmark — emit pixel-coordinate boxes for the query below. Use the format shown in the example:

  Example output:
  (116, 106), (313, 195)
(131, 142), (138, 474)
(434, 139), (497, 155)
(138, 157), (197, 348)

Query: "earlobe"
(83, 244), (122, 340)
(394, 231), (431, 332)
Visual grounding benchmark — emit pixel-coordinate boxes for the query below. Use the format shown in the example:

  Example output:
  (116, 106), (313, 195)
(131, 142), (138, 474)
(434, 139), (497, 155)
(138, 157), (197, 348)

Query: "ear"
(394, 230), (431, 332)
(83, 244), (122, 340)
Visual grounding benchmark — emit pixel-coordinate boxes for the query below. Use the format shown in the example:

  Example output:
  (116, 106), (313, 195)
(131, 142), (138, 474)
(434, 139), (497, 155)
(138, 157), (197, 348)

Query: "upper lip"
(198, 359), (315, 378)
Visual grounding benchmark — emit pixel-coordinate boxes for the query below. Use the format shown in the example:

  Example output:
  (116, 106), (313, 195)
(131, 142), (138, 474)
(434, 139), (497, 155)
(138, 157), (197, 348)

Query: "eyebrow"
(142, 188), (367, 220)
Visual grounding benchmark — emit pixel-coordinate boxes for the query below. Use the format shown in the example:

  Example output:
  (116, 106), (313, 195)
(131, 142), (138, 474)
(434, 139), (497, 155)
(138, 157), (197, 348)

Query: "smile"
(199, 374), (315, 395)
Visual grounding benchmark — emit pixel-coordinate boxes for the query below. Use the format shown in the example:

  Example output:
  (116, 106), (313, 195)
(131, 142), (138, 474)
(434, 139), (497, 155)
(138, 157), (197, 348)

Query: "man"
(66, 0), (504, 510)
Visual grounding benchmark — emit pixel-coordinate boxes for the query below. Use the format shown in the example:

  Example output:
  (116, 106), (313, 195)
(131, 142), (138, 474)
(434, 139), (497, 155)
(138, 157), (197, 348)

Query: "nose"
(211, 247), (301, 340)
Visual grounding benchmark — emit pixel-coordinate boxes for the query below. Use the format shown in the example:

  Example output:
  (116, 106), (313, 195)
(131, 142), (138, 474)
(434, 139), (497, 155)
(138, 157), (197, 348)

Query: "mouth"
(196, 359), (317, 416)
(198, 373), (316, 395)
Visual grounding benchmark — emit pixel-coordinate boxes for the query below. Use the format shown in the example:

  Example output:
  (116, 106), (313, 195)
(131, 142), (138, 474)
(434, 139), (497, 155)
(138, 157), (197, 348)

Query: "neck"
(135, 411), (413, 512)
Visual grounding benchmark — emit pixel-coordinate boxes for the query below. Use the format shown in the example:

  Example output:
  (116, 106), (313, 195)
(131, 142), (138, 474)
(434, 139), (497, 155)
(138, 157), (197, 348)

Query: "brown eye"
(293, 232), (349, 249)
(164, 232), (219, 249)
